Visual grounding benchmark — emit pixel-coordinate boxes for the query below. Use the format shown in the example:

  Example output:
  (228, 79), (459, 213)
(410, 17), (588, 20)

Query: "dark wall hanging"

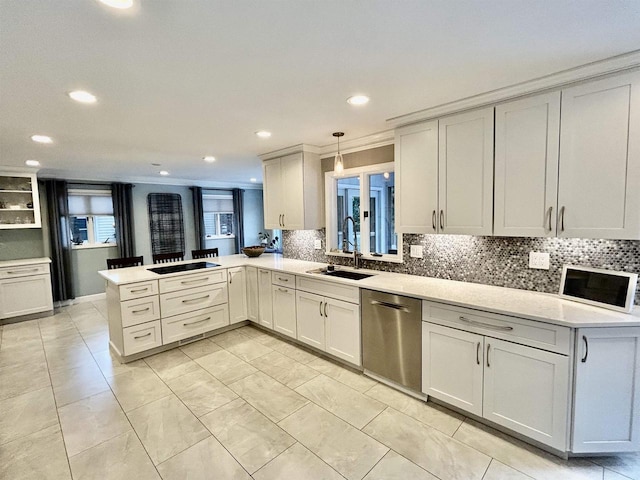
(147, 193), (185, 255)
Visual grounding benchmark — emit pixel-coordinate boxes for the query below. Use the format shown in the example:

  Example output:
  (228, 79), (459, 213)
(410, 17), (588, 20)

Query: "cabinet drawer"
(161, 305), (229, 344)
(159, 269), (226, 293)
(160, 283), (228, 318)
(121, 296), (160, 328)
(122, 320), (162, 355)
(296, 275), (359, 304)
(423, 301), (571, 355)
(0, 263), (49, 279)
(119, 281), (158, 301)
(272, 272), (295, 287)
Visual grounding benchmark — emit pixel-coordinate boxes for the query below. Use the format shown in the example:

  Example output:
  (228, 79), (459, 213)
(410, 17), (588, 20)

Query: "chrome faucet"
(341, 215), (361, 269)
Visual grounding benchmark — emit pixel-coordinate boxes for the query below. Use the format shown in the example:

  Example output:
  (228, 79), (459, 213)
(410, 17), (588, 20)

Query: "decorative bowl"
(242, 245), (266, 258)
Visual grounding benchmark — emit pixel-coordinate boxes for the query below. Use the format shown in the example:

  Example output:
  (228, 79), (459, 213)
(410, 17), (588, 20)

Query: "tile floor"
(1, 299), (639, 480)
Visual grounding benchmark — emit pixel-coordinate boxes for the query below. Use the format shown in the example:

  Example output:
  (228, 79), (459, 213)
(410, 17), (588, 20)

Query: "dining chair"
(152, 252), (184, 264)
(191, 248), (219, 259)
(106, 256), (144, 270)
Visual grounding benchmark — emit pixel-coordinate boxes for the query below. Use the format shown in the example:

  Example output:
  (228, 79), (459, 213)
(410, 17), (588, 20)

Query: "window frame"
(202, 193), (236, 240)
(325, 162), (403, 264)
(67, 188), (117, 249)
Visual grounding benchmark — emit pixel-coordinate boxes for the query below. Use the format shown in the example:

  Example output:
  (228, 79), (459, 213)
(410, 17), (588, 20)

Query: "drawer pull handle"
(581, 335), (589, 363)
(182, 295), (210, 304)
(370, 300), (410, 313)
(7, 268), (40, 275)
(486, 343), (491, 367)
(278, 277), (289, 282)
(476, 342), (481, 365)
(278, 287), (288, 293)
(134, 332), (152, 340)
(131, 307), (150, 314)
(181, 278), (207, 285)
(459, 316), (513, 331)
(229, 271), (232, 284)
(130, 287), (149, 293)
(184, 317), (211, 327)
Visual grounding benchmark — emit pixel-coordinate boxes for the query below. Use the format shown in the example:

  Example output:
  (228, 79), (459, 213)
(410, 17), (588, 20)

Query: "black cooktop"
(149, 261), (220, 275)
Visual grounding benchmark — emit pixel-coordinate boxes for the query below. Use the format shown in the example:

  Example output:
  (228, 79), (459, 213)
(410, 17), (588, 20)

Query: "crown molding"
(318, 129), (395, 158)
(258, 143), (321, 161)
(387, 49), (640, 127)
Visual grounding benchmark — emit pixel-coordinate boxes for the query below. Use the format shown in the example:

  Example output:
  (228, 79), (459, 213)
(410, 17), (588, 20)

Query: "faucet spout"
(342, 215), (360, 269)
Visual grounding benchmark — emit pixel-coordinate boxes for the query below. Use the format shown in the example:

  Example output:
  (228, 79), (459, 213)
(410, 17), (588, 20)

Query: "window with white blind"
(203, 193), (235, 239)
(68, 188), (116, 247)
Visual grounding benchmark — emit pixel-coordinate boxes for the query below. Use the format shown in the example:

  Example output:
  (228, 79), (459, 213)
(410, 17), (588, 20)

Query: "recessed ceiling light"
(68, 90), (97, 104)
(31, 135), (53, 144)
(255, 131), (272, 138)
(25, 160), (40, 167)
(98, 0), (133, 9)
(250, 178), (257, 183)
(159, 170), (169, 176)
(203, 156), (216, 163)
(347, 95), (370, 106)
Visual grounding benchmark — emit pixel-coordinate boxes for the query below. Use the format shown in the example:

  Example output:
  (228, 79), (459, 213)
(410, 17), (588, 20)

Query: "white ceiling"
(1, 0), (639, 187)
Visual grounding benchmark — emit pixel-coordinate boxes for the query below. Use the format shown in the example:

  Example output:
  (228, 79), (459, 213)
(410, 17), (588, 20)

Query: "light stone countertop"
(0, 257), (51, 268)
(98, 254), (640, 329)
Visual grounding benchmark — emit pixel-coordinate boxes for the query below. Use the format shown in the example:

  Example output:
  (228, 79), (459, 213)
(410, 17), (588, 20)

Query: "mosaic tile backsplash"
(283, 230), (640, 306)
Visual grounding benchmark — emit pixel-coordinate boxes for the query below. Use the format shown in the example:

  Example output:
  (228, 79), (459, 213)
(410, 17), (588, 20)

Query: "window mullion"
(87, 216), (96, 244)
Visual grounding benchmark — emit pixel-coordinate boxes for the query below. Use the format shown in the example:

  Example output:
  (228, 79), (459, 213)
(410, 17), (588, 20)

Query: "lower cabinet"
(0, 259), (53, 320)
(162, 305), (229, 344)
(258, 269), (273, 328)
(572, 327), (640, 453)
(246, 266), (259, 322)
(296, 288), (361, 366)
(423, 322), (569, 451)
(272, 284), (296, 337)
(228, 267), (247, 324)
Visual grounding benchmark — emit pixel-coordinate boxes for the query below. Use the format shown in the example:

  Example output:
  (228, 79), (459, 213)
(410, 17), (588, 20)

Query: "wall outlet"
(410, 245), (423, 259)
(529, 251), (550, 270)
(314, 239), (322, 250)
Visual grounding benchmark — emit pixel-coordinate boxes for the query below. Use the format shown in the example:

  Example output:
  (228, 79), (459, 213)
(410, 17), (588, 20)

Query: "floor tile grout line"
(359, 404), (388, 433)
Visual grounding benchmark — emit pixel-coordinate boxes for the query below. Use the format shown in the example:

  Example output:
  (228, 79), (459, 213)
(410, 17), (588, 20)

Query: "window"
(68, 188), (116, 247)
(325, 162), (402, 263)
(203, 193), (235, 239)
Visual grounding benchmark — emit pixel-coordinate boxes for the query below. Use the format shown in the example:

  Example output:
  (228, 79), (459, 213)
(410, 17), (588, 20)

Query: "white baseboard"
(54, 292), (106, 308)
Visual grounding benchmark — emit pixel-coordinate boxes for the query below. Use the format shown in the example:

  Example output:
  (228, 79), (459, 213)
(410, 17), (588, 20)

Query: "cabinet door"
(494, 92), (560, 237)
(558, 72), (640, 239)
(483, 338), (569, 451)
(0, 274), (53, 319)
(228, 267), (247, 324)
(246, 266), (259, 322)
(281, 152), (305, 230)
(572, 328), (640, 453)
(296, 291), (325, 350)
(422, 323), (483, 416)
(272, 285), (296, 338)
(438, 107), (494, 235)
(325, 298), (361, 366)
(395, 120), (439, 234)
(258, 269), (273, 329)
(263, 158), (283, 229)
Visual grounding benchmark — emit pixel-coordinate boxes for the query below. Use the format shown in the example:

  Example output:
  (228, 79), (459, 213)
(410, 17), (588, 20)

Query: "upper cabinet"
(438, 107), (494, 235)
(494, 92), (560, 237)
(395, 120), (439, 234)
(558, 72), (640, 239)
(0, 173), (42, 229)
(262, 150), (323, 230)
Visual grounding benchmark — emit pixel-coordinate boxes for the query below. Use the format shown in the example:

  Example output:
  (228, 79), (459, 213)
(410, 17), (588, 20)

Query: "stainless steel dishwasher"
(361, 289), (422, 391)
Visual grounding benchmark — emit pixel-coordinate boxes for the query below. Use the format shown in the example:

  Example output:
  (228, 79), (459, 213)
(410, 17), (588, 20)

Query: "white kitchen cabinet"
(0, 258), (53, 320)
(483, 337), (569, 451)
(272, 284), (296, 338)
(558, 72), (640, 239)
(324, 297), (361, 365)
(422, 322), (484, 416)
(438, 107), (494, 235)
(262, 150), (323, 230)
(228, 267), (248, 324)
(246, 266), (259, 322)
(572, 327), (640, 453)
(296, 290), (325, 350)
(395, 120), (439, 234)
(0, 173), (42, 229)
(494, 92), (561, 237)
(258, 268), (273, 329)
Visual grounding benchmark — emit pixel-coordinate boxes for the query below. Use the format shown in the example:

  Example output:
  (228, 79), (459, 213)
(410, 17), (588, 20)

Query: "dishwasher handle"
(370, 299), (411, 313)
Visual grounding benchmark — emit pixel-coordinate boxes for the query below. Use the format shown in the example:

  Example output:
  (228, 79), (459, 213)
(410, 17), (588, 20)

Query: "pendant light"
(333, 132), (345, 173)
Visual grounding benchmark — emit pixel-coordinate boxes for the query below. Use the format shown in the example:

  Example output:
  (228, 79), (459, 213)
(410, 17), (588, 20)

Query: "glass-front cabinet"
(0, 173), (42, 229)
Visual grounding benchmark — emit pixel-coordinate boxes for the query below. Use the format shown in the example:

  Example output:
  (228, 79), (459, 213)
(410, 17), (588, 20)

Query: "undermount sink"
(306, 268), (375, 281)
